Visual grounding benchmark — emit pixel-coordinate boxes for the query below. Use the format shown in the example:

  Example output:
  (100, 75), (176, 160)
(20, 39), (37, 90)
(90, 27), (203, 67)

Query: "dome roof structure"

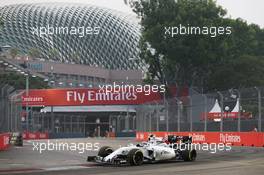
(0, 3), (142, 70)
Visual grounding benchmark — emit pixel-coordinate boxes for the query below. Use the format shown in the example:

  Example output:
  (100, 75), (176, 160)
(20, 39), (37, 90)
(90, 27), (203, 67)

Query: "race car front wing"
(87, 155), (128, 165)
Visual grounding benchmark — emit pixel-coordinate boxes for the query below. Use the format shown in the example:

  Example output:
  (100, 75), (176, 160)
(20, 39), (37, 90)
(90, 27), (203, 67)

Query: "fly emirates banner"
(21, 88), (163, 106)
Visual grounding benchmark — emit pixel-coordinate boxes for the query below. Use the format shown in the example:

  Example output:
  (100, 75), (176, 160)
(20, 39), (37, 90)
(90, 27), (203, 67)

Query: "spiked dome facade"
(0, 3), (141, 70)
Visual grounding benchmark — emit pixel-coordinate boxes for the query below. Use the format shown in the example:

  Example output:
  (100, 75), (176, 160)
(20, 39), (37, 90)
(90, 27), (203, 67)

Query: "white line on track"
(43, 165), (91, 171)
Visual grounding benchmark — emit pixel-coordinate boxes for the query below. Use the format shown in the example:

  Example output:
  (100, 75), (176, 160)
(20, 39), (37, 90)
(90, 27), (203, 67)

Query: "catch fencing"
(0, 84), (22, 133)
(136, 87), (264, 132)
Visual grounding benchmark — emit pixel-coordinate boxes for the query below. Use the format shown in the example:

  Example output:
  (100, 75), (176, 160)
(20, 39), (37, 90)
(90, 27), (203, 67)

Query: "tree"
(0, 72), (49, 89)
(69, 51), (81, 64)
(47, 48), (60, 60)
(9, 47), (20, 59)
(208, 55), (264, 90)
(131, 0), (264, 93)
(28, 48), (41, 58)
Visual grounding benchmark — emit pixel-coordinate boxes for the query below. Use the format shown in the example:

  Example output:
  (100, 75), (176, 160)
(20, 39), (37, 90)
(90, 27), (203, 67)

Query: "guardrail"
(136, 131), (264, 147)
(0, 132), (49, 151)
(23, 132), (49, 140)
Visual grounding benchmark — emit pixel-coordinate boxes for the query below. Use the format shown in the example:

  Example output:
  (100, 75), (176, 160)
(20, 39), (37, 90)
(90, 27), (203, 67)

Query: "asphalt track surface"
(0, 138), (263, 175)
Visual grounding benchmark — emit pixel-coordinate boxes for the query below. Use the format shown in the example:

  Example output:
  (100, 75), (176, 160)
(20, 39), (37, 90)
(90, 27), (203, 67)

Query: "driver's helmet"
(148, 134), (155, 141)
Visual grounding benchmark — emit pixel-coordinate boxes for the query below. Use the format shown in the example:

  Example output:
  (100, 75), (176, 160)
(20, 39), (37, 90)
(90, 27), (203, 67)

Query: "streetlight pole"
(255, 87), (261, 132)
(26, 73), (29, 131)
(217, 91), (224, 132)
(50, 65), (55, 133)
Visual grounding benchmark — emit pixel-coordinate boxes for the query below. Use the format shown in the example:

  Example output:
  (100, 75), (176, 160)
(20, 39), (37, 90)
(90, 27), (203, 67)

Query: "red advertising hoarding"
(0, 133), (10, 151)
(136, 131), (264, 147)
(23, 132), (49, 140)
(21, 88), (163, 106)
(200, 112), (253, 120)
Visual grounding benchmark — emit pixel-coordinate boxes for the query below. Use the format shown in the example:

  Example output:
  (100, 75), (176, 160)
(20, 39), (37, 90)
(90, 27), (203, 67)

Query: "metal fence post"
(258, 90), (262, 132)
(189, 96), (193, 132)
(149, 113), (152, 131)
(165, 100), (169, 132)
(177, 100), (182, 132)
(51, 106), (54, 133)
(203, 94), (207, 131)
(217, 91), (224, 132)
(144, 112), (147, 132)
(9, 99), (12, 132)
(125, 106), (129, 131)
(133, 116), (136, 131)
(0, 87), (4, 132)
(255, 87), (262, 132)
(232, 89), (241, 132)
(237, 97), (241, 132)
(156, 102), (159, 131)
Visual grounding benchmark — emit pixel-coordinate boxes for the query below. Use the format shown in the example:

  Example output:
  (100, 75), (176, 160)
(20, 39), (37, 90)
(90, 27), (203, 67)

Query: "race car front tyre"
(98, 146), (114, 158)
(127, 149), (143, 166)
(182, 149), (197, 161)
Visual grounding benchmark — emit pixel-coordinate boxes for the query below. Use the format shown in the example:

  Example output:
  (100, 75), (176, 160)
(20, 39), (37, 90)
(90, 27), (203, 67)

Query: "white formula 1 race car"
(87, 135), (197, 166)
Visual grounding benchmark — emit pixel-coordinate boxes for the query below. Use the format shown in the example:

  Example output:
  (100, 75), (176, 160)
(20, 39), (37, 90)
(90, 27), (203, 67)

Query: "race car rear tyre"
(98, 146), (114, 158)
(182, 149), (197, 161)
(127, 149), (143, 166)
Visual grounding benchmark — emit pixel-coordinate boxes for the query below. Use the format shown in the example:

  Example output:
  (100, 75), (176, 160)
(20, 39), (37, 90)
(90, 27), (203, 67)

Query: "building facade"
(12, 58), (143, 88)
(0, 3), (145, 137)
